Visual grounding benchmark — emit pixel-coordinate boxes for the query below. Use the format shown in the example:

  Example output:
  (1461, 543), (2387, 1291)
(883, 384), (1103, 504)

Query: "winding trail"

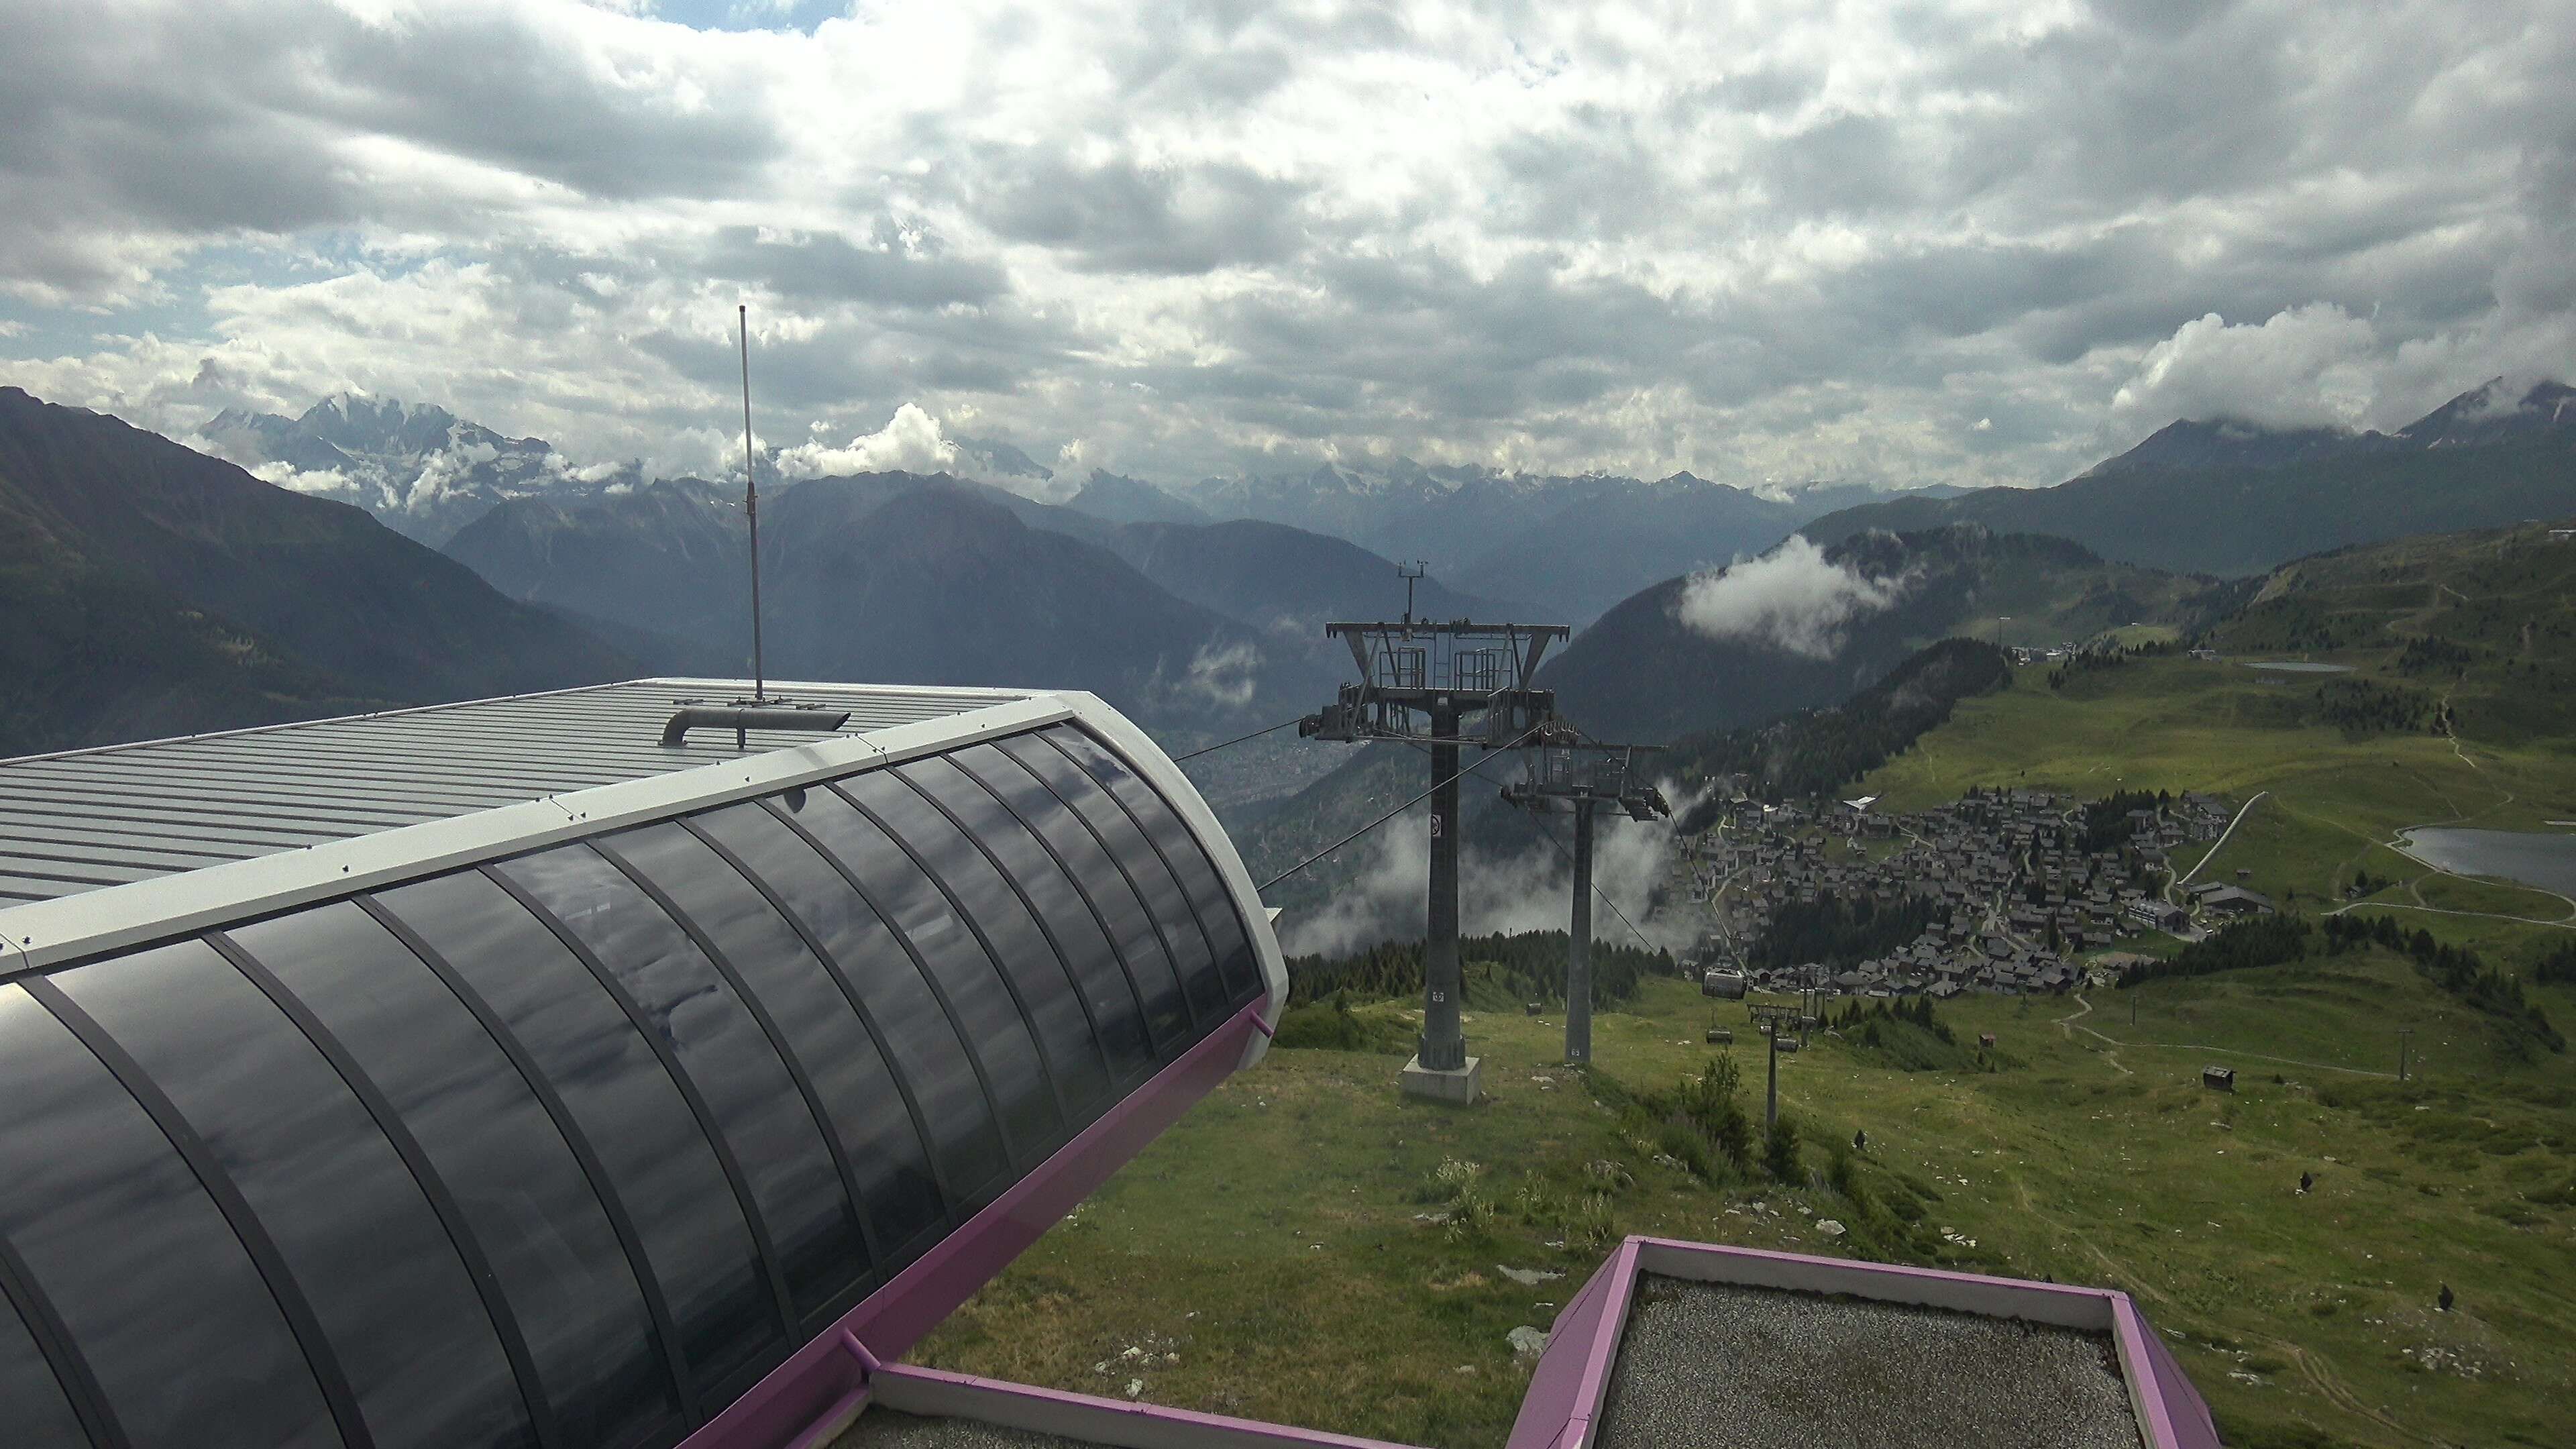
(2052, 995), (2395, 1079)
(2168, 790), (2269, 905)
(2051, 994), (2131, 1074)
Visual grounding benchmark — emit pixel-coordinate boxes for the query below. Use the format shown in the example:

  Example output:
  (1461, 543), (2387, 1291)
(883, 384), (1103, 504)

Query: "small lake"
(2397, 828), (2576, 898)
(2239, 661), (2355, 674)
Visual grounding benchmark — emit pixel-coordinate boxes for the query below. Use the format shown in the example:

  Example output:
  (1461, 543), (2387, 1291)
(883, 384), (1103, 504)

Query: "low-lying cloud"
(1674, 536), (1902, 659)
(1176, 640), (1261, 711)
(1278, 777), (1699, 961)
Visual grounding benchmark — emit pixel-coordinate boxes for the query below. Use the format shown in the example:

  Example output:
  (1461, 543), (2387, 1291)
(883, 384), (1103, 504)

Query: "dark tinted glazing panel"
(901, 755), (1153, 1081)
(53, 941), (531, 1449)
(1044, 729), (1260, 1004)
(607, 823), (941, 1268)
(953, 744), (1190, 1049)
(851, 769), (1110, 1118)
(376, 871), (775, 1395)
(800, 783), (1061, 1161)
(692, 801), (1006, 1203)
(995, 734), (1224, 1022)
(236, 902), (673, 1449)
(496, 845), (861, 1320)
(0, 1291), (85, 1448)
(0, 984), (337, 1449)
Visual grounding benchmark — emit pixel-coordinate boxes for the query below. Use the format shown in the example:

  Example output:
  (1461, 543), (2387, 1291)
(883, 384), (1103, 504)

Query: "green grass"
(898, 970), (2575, 1449)
(1864, 659), (2576, 930)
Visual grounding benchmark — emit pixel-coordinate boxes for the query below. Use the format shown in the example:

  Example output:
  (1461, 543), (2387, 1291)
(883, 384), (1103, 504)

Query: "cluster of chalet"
(1676, 788), (2239, 1000)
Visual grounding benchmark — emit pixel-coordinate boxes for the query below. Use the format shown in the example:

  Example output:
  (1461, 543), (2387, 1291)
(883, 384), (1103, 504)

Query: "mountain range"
(193, 397), (1854, 625)
(440, 467), (1518, 736)
(0, 387), (633, 755)
(197, 393), (647, 548)
(1804, 379), (2576, 577)
(9, 369), (2573, 773)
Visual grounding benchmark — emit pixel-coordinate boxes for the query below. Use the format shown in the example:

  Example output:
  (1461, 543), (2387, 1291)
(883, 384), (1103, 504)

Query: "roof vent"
(661, 705), (851, 749)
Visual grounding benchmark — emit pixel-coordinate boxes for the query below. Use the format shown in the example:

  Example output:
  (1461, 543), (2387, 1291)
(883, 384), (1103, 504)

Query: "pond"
(2396, 827), (2576, 899)
(2238, 661), (2355, 674)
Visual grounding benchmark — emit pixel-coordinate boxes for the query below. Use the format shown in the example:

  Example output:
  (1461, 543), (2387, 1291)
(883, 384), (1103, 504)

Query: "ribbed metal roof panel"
(0, 679), (1026, 903)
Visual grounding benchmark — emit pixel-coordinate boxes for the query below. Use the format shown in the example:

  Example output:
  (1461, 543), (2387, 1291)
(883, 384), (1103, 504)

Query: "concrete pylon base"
(1399, 1054), (1483, 1105)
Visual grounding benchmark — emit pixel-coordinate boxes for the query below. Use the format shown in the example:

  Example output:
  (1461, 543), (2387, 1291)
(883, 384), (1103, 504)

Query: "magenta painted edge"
(678, 1002), (1263, 1449)
(782, 1386), (869, 1449)
(872, 1363), (1432, 1448)
(1634, 1234), (2127, 1305)
(1563, 1239), (1642, 1447)
(1510, 1236), (2223, 1449)
(2118, 1299), (2222, 1449)
(1502, 1248), (1625, 1449)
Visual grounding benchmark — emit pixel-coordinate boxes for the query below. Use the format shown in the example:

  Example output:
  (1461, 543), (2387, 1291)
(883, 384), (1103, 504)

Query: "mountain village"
(1679, 786), (2249, 998)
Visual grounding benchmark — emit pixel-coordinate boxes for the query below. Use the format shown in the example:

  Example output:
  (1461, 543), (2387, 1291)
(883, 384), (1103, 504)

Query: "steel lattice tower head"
(1298, 614), (1568, 1103)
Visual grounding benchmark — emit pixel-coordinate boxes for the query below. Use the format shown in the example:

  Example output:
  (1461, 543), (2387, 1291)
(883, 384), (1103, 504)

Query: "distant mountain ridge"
(0, 387), (633, 755)
(1065, 470), (1210, 525)
(443, 470), (1375, 735)
(1538, 525), (2231, 743)
(1811, 378), (2576, 576)
(199, 392), (636, 547)
(2088, 378), (2576, 477)
(196, 391), (1960, 627)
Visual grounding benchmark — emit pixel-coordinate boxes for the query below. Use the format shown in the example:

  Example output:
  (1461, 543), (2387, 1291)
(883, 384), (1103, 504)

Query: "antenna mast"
(739, 304), (766, 703)
(1399, 559), (1427, 626)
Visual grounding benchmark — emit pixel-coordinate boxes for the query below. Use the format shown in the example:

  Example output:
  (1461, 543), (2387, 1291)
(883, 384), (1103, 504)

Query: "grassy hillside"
(902, 963), (2575, 1449)
(2210, 521), (2576, 749)
(1856, 523), (2576, 932)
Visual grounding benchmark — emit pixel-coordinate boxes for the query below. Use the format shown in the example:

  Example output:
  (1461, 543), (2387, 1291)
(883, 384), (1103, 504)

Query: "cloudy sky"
(3, 0), (2571, 492)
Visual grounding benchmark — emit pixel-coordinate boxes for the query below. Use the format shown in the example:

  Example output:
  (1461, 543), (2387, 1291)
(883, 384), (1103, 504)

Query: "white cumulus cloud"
(1674, 536), (1902, 660)
(2112, 305), (2382, 432)
(774, 402), (963, 479)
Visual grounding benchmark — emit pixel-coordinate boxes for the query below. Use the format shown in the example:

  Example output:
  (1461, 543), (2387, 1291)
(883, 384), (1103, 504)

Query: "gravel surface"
(1595, 1276), (2143, 1449)
(833, 1407), (1096, 1449)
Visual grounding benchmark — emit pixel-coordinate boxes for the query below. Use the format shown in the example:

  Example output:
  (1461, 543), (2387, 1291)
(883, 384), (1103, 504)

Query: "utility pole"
(1424, 696), (1464, 1073)
(1766, 1024), (1780, 1132)
(1750, 1003), (1802, 1132)
(1501, 742), (1669, 1067)
(738, 305), (766, 703)
(1301, 597), (1569, 1104)
(1568, 794), (1594, 1064)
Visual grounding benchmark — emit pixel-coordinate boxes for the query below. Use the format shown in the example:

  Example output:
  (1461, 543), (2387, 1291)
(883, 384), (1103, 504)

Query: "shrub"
(1764, 1115), (1802, 1183)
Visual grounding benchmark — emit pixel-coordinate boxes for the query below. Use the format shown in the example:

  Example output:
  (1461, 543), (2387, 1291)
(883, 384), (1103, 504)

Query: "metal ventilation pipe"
(661, 707), (851, 748)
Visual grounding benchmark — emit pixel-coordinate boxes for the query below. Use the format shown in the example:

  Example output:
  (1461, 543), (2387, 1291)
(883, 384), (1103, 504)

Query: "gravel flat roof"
(1596, 1276), (2142, 1449)
(835, 1407), (1095, 1449)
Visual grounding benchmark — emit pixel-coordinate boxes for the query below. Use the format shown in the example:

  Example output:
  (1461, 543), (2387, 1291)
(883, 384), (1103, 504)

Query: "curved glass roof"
(0, 722), (1265, 1449)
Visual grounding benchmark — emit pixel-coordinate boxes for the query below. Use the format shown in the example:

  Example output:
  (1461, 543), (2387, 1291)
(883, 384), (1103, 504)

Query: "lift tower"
(1501, 743), (1670, 1067)
(1301, 614), (1568, 1104)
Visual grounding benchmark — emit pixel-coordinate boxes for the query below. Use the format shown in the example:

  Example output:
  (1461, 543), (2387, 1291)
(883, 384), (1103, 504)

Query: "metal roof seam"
(0, 692), (1076, 971)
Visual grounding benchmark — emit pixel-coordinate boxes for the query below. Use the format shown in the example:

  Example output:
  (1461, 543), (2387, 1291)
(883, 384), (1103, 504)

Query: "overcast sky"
(3, 0), (2570, 491)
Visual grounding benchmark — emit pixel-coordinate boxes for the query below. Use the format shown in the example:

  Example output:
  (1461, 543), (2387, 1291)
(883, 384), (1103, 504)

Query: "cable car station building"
(0, 680), (2218, 1449)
